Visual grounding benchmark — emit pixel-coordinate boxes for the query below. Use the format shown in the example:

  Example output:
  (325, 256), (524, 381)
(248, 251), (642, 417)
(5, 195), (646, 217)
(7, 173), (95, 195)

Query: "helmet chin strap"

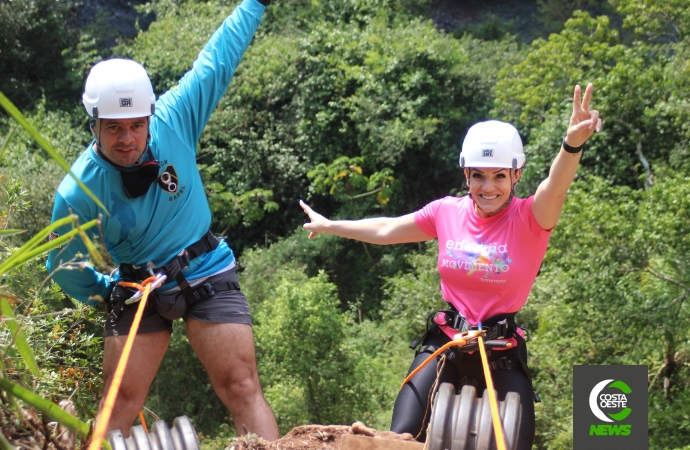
(468, 169), (518, 217)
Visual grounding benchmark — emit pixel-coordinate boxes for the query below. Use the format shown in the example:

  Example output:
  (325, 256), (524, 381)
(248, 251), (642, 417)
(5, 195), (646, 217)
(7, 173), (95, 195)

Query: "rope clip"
(124, 273), (167, 305)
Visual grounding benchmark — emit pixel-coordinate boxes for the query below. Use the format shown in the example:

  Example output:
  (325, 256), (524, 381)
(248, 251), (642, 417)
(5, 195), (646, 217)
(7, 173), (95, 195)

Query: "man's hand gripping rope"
(400, 327), (510, 450)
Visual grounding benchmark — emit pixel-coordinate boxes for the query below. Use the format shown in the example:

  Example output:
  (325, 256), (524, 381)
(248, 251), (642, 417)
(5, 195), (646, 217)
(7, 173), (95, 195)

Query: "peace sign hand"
(565, 83), (602, 149)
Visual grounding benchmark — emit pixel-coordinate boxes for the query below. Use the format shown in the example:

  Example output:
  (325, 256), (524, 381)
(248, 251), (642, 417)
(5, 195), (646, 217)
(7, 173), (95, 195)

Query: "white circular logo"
(589, 379), (614, 422)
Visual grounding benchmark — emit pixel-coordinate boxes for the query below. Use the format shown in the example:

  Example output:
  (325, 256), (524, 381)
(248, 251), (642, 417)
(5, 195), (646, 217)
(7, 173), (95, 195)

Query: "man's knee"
(216, 360), (262, 400)
(100, 385), (148, 410)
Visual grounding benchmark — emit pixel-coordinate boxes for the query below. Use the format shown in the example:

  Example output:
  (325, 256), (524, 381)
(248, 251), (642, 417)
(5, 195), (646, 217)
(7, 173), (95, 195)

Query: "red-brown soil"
(228, 422), (417, 450)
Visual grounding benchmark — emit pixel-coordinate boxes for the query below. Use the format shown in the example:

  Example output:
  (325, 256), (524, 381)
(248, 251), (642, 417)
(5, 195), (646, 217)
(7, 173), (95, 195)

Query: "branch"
(610, 118), (653, 188)
(347, 187), (383, 200)
(637, 267), (690, 292)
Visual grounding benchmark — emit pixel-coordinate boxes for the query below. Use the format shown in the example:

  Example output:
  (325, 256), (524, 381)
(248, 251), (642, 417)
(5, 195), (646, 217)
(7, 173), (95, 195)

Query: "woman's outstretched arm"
(300, 200), (433, 245)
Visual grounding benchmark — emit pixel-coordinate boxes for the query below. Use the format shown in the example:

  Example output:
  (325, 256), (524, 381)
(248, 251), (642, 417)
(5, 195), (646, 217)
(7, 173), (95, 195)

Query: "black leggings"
(390, 328), (535, 450)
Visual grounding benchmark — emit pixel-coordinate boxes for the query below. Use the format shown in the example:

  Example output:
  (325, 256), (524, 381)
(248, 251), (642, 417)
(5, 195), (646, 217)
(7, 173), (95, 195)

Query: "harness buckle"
(177, 249), (190, 269)
(192, 282), (215, 303)
(495, 319), (508, 339)
(146, 261), (156, 277)
(489, 356), (512, 371)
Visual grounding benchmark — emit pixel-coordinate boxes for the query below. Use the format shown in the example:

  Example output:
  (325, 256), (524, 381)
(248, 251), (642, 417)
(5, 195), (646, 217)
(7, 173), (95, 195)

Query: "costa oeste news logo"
(573, 365), (647, 450)
(588, 379), (632, 436)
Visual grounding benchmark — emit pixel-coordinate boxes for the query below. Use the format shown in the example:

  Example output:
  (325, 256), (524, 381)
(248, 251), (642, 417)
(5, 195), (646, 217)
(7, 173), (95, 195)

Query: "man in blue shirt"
(46, 0), (279, 439)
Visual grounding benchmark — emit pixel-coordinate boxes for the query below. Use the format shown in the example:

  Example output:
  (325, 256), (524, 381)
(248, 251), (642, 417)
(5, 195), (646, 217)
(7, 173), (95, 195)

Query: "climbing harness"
(115, 231), (239, 309)
(401, 328), (511, 391)
(411, 308), (540, 403)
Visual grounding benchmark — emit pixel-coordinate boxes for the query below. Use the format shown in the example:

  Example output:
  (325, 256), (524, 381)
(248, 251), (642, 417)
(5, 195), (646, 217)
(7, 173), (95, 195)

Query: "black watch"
(257, 0), (270, 5)
(562, 134), (584, 154)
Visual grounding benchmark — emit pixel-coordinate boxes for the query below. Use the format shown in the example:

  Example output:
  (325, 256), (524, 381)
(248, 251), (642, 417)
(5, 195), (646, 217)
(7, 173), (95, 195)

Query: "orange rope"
(478, 335), (507, 450)
(116, 282), (145, 292)
(138, 410), (148, 433)
(88, 279), (154, 450)
(399, 336), (469, 390)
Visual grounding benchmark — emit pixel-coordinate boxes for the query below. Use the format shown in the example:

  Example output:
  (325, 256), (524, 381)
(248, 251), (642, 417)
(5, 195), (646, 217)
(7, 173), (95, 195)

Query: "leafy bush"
(0, 0), (79, 110)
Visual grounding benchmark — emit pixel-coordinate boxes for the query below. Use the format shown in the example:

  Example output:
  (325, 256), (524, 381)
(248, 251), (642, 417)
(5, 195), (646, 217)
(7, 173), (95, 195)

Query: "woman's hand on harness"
(564, 82), (602, 149)
(300, 200), (330, 239)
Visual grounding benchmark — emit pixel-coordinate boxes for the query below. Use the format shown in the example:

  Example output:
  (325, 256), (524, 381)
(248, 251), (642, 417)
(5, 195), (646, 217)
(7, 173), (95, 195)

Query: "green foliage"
(207, 184), (278, 231)
(307, 156), (397, 214)
(453, 14), (518, 42)
(203, 20), (520, 252)
(58, 22), (117, 99)
(119, 0), (525, 257)
(254, 268), (404, 432)
(0, 107), (91, 239)
(146, 320), (228, 436)
(535, 0), (613, 36)
(0, 92), (107, 214)
(380, 243), (444, 343)
(494, 12), (623, 131)
(255, 270), (354, 427)
(0, 0), (79, 110)
(0, 298), (40, 377)
(494, 10), (690, 191)
(0, 91), (110, 444)
(240, 227), (419, 317)
(118, 0), (235, 94)
(614, 0), (690, 41)
(10, 303), (105, 422)
(525, 174), (690, 449)
(243, 0), (431, 36)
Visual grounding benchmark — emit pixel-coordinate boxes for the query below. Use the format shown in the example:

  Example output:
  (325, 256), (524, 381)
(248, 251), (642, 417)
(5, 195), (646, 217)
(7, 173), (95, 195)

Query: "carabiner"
(124, 273), (167, 305)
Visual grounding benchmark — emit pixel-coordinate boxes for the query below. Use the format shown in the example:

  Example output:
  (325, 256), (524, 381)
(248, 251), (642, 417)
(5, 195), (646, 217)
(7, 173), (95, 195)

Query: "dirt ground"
(227, 422), (417, 450)
(1, 399), (416, 450)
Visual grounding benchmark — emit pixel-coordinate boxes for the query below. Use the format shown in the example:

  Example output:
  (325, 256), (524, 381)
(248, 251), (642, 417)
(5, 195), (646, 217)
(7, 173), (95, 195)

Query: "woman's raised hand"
(565, 83), (602, 148)
(300, 200), (329, 239)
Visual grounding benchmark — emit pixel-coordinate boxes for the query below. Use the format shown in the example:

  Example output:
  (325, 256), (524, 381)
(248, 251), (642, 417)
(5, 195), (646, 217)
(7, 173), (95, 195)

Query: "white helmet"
(459, 120), (525, 169)
(82, 59), (156, 119)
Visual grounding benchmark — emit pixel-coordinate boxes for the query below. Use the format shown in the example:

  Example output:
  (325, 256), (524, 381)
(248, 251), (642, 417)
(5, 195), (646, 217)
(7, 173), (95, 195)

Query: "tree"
(0, 0), (79, 110)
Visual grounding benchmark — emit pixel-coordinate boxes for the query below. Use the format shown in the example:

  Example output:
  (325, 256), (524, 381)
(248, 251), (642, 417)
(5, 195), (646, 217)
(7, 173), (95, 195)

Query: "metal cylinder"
(427, 382), (523, 450)
(107, 416), (199, 450)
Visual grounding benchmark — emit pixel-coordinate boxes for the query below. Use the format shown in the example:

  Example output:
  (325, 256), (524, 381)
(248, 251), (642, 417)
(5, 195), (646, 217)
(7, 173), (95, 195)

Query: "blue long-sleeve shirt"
(46, 0), (265, 304)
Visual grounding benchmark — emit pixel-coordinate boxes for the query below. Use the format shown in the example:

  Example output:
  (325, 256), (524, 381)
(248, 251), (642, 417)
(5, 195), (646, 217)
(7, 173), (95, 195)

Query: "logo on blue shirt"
(157, 165), (178, 193)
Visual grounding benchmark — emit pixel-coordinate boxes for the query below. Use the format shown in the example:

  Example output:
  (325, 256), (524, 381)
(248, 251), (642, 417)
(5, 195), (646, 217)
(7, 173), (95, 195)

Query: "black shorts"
(106, 268), (252, 337)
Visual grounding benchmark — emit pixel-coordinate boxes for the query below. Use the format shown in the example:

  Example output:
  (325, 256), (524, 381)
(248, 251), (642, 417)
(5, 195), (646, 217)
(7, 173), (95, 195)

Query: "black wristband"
(562, 134), (584, 154)
(257, 0), (270, 5)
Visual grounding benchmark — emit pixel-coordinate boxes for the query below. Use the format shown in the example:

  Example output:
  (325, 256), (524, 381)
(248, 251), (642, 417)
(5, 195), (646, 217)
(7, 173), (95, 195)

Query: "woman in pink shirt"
(301, 84), (601, 449)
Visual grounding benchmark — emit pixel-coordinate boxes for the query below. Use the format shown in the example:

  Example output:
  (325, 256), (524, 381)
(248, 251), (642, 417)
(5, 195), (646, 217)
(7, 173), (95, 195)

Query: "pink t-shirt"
(414, 195), (551, 339)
